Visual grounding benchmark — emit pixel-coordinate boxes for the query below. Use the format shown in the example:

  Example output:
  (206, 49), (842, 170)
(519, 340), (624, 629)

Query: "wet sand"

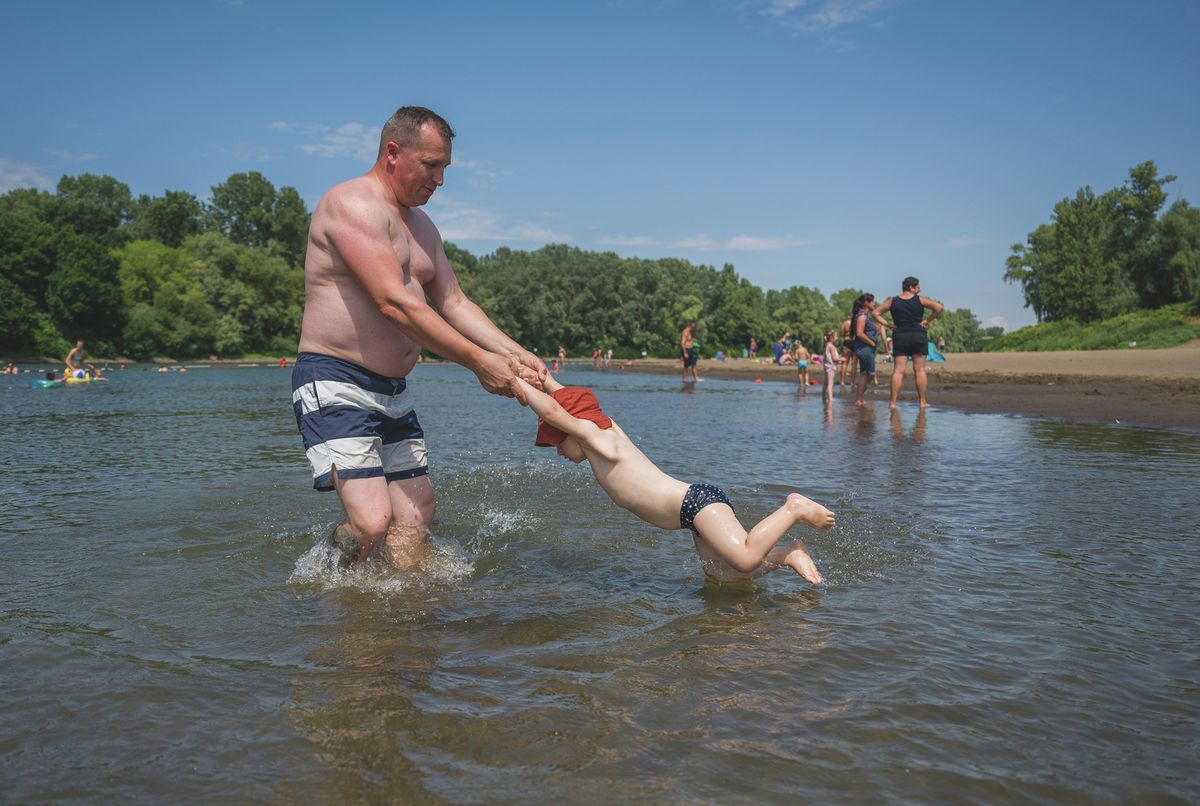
(592, 344), (1200, 430)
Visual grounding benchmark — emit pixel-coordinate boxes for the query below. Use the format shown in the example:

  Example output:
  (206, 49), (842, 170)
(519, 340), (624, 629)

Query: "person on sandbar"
(515, 373), (835, 584)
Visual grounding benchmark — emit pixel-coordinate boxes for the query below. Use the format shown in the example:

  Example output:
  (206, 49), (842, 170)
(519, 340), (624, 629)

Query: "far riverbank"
(584, 344), (1200, 430)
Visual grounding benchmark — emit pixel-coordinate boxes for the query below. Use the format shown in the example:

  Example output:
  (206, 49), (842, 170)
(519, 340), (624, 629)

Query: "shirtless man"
(292, 106), (545, 569)
(680, 322), (701, 382)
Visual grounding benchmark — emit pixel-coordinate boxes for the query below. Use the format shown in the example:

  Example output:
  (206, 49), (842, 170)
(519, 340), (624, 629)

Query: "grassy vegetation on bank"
(984, 304), (1200, 352)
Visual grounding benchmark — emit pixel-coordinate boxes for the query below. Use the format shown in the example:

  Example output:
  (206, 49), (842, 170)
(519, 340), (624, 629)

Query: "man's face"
(387, 123), (451, 208)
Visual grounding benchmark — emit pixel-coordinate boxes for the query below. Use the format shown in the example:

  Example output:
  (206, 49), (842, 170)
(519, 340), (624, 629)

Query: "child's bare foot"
(786, 493), (835, 530)
(782, 538), (823, 585)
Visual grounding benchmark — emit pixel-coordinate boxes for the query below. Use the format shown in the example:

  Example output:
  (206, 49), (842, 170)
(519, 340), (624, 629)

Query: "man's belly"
(299, 314), (420, 378)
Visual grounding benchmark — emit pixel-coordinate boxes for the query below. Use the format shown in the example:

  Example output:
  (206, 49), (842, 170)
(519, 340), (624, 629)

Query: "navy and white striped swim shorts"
(291, 352), (428, 491)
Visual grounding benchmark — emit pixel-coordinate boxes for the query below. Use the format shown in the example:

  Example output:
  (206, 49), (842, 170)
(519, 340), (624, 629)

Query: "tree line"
(1005, 161), (1200, 323)
(1, 171), (991, 361)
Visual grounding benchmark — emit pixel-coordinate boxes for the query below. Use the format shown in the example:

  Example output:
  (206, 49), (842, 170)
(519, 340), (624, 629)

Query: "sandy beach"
(595, 343), (1200, 430)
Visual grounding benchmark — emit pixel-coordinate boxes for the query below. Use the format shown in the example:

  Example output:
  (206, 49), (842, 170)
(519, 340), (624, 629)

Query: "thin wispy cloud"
(298, 122), (377, 165)
(944, 235), (991, 248)
(0, 159), (53, 192)
(429, 197), (570, 244)
(42, 148), (99, 164)
(597, 233), (810, 251)
(759, 0), (893, 32)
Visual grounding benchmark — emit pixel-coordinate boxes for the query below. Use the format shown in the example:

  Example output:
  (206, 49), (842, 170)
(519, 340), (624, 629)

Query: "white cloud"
(597, 232), (809, 251)
(985, 315), (1008, 330)
(269, 121), (293, 132)
(0, 159), (54, 192)
(759, 0), (892, 32)
(428, 197), (570, 243)
(298, 122), (377, 164)
(944, 235), (991, 248)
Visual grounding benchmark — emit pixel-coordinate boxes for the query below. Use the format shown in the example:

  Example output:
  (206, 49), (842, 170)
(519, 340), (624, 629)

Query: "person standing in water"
(680, 322), (701, 382)
(291, 106), (545, 569)
(874, 276), (944, 409)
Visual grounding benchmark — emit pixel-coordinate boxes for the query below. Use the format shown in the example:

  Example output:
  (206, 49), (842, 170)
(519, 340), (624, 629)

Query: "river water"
(2, 364), (1197, 803)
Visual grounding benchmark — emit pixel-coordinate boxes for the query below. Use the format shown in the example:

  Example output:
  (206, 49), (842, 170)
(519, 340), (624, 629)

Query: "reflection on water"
(1, 365), (1198, 802)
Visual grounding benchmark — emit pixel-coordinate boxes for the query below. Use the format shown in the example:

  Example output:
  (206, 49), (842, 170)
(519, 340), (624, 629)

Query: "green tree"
(130, 190), (204, 247)
(1152, 201), (1200, 308)
(45, 233), (124, 351)
(928, 308), (983, 352)
(1005, 187), (1136, 322)
(207, 172), (310, 266)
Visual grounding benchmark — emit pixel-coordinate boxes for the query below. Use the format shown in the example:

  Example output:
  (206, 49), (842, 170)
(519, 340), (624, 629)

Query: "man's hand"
(510, 349), (548, 383)
(472, 351), (522, 401)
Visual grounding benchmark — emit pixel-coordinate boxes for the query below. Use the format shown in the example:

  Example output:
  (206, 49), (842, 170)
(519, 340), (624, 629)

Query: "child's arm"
(514, 377), (621, 461)
(513, 377), (594, 437)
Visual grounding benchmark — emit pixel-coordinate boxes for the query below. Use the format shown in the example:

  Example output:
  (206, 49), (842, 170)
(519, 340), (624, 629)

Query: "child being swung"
(515, 375), (834, 583)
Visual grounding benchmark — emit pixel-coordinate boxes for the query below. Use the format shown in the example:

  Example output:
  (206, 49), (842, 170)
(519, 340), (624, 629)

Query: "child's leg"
(693, 493), (834, 582)
(762, 538), (822, 584)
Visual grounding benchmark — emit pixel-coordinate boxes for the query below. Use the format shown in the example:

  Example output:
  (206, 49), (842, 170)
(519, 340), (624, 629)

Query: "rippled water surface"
(2, 364), (1198, 803)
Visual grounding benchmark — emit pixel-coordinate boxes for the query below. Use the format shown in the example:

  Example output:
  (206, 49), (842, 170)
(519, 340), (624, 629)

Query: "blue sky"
(3, 1), (1199, 330)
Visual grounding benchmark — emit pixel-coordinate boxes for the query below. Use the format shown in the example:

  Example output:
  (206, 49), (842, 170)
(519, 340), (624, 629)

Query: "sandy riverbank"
(588, 344), (1200, 430)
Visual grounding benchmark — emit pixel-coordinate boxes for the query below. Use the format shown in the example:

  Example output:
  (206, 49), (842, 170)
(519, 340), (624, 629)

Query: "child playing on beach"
(822, 329), (843, 403)
(514, 374), (834, 584)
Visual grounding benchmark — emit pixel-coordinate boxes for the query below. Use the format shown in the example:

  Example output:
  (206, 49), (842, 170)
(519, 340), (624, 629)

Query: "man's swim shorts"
(683, 347), (698, 368)
(679, 483), (733, 533)
(291, 352), (428, 491)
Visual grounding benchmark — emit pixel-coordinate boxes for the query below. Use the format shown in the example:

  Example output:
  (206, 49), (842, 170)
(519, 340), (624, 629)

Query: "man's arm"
(324, 194), (521, 397)
(419, 219), (547, 383)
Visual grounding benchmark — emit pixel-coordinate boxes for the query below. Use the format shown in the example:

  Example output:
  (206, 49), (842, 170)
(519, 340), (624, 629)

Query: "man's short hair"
(902, 276), (920, 292)
(378, 106), (455, 159)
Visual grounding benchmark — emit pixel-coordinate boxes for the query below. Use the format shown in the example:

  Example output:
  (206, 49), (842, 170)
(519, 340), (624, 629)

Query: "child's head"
(825, 329), (836, 343)
(535, 386), (612, 458)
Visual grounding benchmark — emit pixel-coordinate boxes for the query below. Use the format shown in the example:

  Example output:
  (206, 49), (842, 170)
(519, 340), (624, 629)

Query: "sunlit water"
(2, 364), (1197, 803)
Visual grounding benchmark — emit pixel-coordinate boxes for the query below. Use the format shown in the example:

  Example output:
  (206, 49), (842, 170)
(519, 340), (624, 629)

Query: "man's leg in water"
(379, 475), (435, 568)
(330, 472), (434, 569)
(330, 470), (391, 567)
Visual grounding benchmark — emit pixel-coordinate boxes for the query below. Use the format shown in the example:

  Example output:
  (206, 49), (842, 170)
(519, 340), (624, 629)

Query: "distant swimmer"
(65, 339), (89, 379)
(516, 372), (834, 584)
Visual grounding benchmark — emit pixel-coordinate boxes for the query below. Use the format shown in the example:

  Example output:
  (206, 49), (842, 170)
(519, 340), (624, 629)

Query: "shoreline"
(581, 346), (1200, 430)
(9, 348), (1198, 430)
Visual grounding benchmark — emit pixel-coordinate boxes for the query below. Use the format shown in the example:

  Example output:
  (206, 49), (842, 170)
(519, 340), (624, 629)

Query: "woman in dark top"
(874, 276), (944, 409)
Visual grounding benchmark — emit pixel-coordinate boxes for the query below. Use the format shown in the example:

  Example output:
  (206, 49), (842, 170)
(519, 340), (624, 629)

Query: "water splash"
(287, 534), (475, 594)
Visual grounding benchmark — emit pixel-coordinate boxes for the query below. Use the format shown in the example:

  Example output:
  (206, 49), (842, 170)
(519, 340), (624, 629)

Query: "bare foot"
(786, 492), (835, 530)
(782, 538), (823, 585)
